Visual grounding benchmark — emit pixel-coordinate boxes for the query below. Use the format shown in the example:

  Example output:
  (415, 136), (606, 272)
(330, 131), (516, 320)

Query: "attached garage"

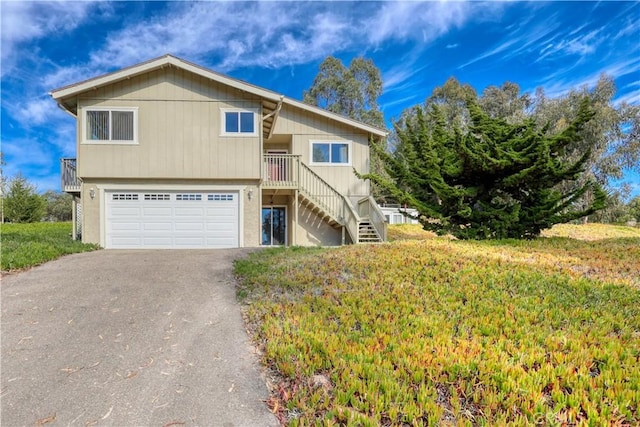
(105, 190), (240, 249)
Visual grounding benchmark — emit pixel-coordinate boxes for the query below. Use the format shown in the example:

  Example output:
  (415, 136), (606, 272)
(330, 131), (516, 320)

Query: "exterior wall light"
(247, 189), (253, 200)
(89, 188), (96, 199)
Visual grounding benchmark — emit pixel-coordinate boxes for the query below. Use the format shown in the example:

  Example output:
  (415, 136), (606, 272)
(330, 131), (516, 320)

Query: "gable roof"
(50, 54), (388, 139)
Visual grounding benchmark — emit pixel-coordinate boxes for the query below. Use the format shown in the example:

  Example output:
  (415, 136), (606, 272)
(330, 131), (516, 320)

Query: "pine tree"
(360, 97), (606, 239)
(3, 174), (46, 223)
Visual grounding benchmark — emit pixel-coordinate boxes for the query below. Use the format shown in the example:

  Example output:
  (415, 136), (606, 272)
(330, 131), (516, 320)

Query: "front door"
(262, 206), (286, 246)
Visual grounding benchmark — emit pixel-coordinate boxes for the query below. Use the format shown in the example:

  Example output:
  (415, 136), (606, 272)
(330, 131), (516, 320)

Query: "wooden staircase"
(263, 154), (387, 244)
(358, 219), (383, 243)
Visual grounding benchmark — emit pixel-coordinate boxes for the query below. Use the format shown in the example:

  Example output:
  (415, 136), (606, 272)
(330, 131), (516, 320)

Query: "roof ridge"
(50, 55), (388, 137)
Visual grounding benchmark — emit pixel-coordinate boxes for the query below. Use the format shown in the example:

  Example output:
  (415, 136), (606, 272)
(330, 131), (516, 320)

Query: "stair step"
(358, 222), (382, 244)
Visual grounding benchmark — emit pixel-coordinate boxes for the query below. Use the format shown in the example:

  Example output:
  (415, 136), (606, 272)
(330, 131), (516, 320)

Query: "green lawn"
(1, 222), (99, 271)
(235, 225), (640, 426)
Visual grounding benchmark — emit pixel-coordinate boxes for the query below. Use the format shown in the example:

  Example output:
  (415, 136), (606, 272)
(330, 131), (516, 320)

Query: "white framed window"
(309, 140), (351, 166)
(83, 107), (138, 144)
(220, 109), (257, 136)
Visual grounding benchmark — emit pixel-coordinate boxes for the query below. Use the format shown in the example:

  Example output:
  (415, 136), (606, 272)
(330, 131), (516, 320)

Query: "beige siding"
(295, 203), (342, 246)
(80, 182), (100, 245)
(273, 105), (371, 197)
(77, 67), (261, 180)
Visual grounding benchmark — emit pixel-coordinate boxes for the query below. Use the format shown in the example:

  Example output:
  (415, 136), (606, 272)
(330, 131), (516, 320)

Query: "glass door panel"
(262, 207), (286, 246)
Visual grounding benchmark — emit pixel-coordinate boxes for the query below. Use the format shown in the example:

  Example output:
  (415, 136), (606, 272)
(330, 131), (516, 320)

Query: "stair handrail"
(358, 195), (387, 242)
(298, 161), (360, 243)
(340, 193), (360, 244)
(298, 162), (344, 219)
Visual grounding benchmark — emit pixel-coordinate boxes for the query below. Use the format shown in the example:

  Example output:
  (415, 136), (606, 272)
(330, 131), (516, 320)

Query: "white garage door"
(105, 191), (239, 249)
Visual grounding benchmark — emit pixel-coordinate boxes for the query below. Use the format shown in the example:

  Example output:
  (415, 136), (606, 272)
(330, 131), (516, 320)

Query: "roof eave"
(48, 54), (389, 137)
(49, 55), (281, 103)
(283, 97), (388, 138)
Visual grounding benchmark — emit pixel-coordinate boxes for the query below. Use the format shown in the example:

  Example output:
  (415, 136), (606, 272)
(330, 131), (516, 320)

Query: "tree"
(407, 76), (638, 220)
(588, 187), (632, 224)
(3, 174), (46, 223)
(479, 82), (532, 123)
(360, 97), (606, 239)
(421, 76), (639, 189)
(43, 190), (73, 222)
(303, 56), (384, 127)
(532, 76), (640, 186)
(530, 76), (639, 221)
(627, 196), (640, 222)
(427, 77), (477, 130)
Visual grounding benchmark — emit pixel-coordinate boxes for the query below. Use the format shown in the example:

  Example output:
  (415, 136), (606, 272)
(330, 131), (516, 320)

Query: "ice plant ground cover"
(1, 222), (99, 271)
(235, 224), (640, 425)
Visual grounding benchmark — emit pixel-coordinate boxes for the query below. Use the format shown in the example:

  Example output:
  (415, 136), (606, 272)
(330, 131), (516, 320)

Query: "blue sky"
(1, 1), (639, 197)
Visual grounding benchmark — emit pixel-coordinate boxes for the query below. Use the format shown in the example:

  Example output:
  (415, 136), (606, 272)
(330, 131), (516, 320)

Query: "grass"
(235, 223), (640, 426)
(541, 222), (640, 240)
(1, 222), (99, 271)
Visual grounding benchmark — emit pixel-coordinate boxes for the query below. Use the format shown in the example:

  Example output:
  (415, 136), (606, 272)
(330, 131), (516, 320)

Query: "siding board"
(77, 68), (262, 180)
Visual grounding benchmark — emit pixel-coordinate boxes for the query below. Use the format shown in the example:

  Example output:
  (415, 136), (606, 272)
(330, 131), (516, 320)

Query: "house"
(378, 205), (420, 225)
(51, 55), (388, 249)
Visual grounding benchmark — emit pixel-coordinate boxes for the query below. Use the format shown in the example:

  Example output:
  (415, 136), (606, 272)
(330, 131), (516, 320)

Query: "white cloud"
(365, 1), (475, 45)
(71, 2), (353, 73)
(14, 98), (52, 126)
(536, 28), (602, 62)
(1, 1), (96, 65)
(532, 57), (640, 101)
(48, 0), (493, 80)
(615, 90), (640, 106)
(459, 15), (562, 69)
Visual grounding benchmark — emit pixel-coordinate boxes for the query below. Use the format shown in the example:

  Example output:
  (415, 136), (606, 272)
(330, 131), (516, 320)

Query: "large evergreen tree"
(360, 97), (606, 239)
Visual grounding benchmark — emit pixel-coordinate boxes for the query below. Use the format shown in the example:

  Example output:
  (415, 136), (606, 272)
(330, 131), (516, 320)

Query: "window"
(144, 194), (170, 201)
(176, 194), (202, 201)
(310, 141), (350, 165)
(208, 194), (234, 201)
(112, 193), (138, 201)
(221, 109), (256, 135)
(84, 107), (137, 143)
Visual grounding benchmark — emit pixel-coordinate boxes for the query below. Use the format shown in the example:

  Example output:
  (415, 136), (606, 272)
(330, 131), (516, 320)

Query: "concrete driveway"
(1, 250), (278, 427)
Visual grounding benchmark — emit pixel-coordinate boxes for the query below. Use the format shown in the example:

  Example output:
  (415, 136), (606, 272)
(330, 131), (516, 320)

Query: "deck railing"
(61, 158), (81, 192)
(263, 154), (300, 188)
